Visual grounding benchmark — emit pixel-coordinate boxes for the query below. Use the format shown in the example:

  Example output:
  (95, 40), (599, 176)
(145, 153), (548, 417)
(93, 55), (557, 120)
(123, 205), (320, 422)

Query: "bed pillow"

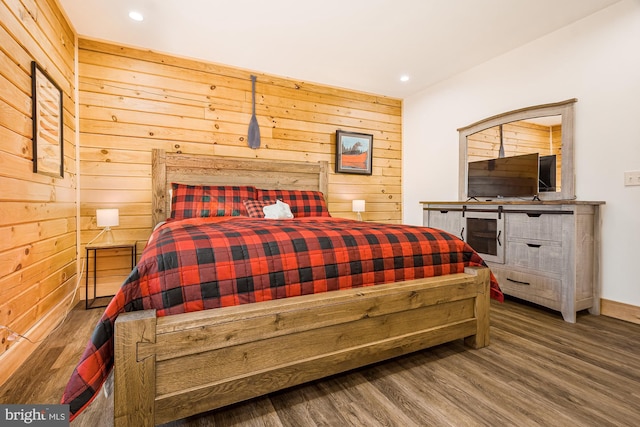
(170, 184), (256, 219)
(243, 199), (273, 218)
(255, 189), (331, 217)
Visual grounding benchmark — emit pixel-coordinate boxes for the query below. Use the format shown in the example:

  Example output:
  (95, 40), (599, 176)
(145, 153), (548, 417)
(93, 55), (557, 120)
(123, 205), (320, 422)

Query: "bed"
(62, 149), (502, 426)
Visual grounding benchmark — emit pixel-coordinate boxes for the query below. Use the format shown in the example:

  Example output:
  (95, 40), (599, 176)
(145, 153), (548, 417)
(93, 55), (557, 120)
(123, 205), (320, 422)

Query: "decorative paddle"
(247, 75), (261, 149)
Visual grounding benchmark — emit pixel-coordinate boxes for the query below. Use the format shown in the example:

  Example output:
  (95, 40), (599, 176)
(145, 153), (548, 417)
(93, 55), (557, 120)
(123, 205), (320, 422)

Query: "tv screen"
(467, 153), (539, 198)
(538, 154), (557, 192)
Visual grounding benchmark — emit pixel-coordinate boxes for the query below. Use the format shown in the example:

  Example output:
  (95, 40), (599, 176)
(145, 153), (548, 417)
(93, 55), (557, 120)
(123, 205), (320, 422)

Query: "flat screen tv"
(467, 153), (539, 199)
(538, 154), (557, 192)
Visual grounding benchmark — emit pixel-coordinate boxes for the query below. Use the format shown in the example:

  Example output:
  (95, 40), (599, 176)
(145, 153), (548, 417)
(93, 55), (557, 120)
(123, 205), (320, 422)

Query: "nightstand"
(85, 241), (136, 309)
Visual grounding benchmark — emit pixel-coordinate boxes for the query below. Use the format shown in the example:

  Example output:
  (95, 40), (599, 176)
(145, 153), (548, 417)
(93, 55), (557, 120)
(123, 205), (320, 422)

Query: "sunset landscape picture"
(336, 131), (373, 174)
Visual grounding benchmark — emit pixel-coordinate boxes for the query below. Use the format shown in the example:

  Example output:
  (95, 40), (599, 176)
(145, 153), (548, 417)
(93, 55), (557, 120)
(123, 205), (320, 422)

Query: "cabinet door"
(424, 208), (463, 239)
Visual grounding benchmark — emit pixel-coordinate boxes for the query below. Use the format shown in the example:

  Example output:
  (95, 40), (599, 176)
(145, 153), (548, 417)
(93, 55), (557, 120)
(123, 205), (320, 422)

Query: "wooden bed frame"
(112, 149), (492, 426)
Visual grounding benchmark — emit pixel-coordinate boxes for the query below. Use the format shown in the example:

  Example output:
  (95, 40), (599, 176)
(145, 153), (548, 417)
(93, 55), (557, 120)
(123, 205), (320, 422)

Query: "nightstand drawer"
(506, 212), (562, 242)
(506, 241), (563, 273)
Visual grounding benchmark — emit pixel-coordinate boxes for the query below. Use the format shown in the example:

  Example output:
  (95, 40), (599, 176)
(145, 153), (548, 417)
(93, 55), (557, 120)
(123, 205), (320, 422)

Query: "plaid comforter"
(62, 216), (502, 419)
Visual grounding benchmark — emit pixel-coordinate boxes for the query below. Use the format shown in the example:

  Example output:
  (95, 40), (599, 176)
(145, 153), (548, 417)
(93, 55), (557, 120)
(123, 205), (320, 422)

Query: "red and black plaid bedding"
(62, 216), (502, 420)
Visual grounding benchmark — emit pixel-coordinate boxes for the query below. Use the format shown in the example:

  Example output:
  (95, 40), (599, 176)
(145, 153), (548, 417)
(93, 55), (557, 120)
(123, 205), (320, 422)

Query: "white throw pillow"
(263, 200), (294, 219)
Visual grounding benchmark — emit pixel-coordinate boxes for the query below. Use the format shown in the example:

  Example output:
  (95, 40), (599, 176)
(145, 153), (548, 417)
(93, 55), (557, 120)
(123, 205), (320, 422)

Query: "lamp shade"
(352, 199), (365, 212)
(96, 209), (119, 228)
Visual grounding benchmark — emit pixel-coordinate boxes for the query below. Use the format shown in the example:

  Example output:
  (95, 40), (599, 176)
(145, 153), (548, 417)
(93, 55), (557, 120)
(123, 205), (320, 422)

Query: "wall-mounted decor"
(335, 130), (373, 175)
(247, 75), (261, 149)
(31, 61), (64, 177)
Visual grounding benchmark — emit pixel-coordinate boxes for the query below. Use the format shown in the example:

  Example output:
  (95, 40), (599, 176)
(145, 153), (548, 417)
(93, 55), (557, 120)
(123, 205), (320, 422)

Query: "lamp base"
(102, 227), (115, 244)
(356, 212), (363, 221)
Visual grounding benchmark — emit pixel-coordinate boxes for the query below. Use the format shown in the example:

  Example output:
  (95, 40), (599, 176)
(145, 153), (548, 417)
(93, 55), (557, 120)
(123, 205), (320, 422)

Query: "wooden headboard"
(152, 149), (329, 227)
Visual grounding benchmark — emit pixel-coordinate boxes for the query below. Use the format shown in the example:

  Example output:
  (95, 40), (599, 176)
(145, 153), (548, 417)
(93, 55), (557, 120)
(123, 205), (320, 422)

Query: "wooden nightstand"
(85, 241), (136, 309)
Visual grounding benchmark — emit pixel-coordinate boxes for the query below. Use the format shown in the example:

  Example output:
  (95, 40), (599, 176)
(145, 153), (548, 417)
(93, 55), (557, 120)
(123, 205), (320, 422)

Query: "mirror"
(458, 99), (576, 201)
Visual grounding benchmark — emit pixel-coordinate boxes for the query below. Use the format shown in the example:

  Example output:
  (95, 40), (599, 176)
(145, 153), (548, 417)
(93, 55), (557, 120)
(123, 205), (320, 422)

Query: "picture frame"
(335, 130), (373, 175)
(31, 61), (64, 178)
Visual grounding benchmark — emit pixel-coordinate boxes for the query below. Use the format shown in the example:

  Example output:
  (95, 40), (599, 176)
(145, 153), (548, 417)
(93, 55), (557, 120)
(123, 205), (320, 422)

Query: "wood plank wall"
(467, 120), (562, 190)
(0, 0), (76, 385)
(77, 39), (403, 296)
(467, 121), (555, 161)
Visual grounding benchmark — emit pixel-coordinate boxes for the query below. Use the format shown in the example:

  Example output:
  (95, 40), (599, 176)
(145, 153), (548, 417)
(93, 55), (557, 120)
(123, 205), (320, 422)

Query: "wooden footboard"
(113, 266), (490, 426)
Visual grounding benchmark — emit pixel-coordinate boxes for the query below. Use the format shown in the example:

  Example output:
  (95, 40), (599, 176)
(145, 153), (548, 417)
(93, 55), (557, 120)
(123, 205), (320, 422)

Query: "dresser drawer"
(506, 212), (562, 242)
(506, 241), (563, 273)
(491, 267), (561, 304)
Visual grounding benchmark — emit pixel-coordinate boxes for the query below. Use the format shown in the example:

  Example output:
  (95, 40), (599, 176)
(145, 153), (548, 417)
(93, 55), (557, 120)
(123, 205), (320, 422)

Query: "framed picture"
(335, 130), (373, 175)
(31, 61), (64, 178)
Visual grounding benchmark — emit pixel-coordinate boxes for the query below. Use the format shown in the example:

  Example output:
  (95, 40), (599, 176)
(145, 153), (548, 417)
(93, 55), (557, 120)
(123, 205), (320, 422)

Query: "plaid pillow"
(243, 199), (275, 218)
(255, 189), (330, 217)
(171, 184), (256, 219)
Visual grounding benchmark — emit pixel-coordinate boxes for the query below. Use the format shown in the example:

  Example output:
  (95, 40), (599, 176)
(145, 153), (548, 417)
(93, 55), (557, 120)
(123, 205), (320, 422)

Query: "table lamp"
(352, 199), (365, 221)
(96, 208), (119, 244)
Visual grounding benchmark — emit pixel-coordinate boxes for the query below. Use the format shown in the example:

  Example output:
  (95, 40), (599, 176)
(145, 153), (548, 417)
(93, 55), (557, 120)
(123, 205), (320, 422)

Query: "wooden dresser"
(421, 201), (604, 322)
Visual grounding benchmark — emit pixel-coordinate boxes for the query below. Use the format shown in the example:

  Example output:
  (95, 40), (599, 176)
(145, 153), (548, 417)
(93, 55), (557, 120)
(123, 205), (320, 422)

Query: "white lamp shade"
(96, 209), (119, 228)
(352, 199), (365, 212)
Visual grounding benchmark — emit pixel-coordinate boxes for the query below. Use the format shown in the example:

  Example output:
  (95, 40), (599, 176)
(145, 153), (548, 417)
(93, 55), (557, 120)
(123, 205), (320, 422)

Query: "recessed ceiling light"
(129, 11), (144, 22)
(400, 75), (410, 82)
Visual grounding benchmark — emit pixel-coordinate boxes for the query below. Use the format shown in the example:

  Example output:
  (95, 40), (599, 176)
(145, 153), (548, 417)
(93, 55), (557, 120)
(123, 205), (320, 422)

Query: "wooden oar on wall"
(247, 75), (260, 149)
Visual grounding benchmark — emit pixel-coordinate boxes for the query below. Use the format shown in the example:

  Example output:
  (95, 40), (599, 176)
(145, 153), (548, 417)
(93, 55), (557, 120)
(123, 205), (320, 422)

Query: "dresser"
(421, 201), (603, 322)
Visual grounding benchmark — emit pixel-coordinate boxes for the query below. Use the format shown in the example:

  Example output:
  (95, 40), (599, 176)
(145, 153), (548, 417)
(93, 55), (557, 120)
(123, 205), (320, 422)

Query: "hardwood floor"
(1, 298), (639, 426)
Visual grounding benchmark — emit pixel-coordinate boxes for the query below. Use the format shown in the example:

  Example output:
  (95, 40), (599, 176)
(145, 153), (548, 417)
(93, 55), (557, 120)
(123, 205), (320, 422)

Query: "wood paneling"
(1, 1), (402, 384)
(0, 0), (76, 385)
(467, 121), (555, 162)
(77, 39), (402, 296)
(467, 120), (563, 193)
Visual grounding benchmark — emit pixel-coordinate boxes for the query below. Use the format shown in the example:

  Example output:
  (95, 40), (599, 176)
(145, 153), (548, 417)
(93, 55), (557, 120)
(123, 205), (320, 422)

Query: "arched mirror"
(458, 99), (576, 201)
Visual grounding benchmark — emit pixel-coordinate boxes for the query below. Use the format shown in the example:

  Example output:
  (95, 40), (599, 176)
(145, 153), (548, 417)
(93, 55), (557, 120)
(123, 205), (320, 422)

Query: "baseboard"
(601, 299), (640, 325)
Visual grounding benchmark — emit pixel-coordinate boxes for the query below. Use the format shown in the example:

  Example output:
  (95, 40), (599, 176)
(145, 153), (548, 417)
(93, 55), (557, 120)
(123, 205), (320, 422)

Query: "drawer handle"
(460, 227), (464, 241)
(526, 243), (541, 248)
(439, 210), (449, 214)
(526, 213), (542, 218)
(507, 277), (531, 286)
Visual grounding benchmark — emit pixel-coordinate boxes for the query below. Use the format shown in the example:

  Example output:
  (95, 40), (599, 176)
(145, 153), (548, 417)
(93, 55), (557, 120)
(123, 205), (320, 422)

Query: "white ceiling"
(58, 0), (621, 98)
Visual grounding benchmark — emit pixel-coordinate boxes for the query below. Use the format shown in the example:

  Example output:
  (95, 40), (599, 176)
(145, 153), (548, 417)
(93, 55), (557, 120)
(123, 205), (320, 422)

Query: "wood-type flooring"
(1, 298), (639, 426)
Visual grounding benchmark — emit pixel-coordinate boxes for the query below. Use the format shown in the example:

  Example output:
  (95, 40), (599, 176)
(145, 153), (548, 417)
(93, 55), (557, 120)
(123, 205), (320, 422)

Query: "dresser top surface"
(420, 200), (605, 206)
